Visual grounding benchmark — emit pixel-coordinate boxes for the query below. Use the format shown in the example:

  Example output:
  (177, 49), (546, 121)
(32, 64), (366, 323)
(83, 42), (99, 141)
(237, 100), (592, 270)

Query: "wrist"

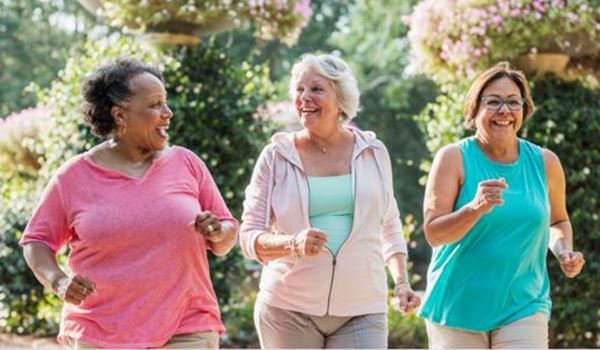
(285, 237), (301, 258)
(393, 276), (409, 287)
(49, 274), (67, 296)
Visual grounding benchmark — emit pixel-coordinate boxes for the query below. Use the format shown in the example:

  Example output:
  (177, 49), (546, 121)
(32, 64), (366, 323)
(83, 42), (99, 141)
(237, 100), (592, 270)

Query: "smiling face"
(116, 72), (172, 153)
(293, 69), (341, 131)
(474, 77), (524, 141)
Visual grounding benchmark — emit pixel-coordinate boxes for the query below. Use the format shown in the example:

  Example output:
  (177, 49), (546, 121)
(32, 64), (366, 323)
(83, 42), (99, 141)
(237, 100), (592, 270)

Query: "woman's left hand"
(192, 211), (226, 243)
(558, 250), (585, 278)
(392, 283), (421, 314)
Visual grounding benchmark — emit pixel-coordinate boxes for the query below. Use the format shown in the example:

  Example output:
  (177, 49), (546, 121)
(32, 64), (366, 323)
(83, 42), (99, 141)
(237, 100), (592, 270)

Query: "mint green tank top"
(307, 175), (354, 255)
(419, 137), (551, 331)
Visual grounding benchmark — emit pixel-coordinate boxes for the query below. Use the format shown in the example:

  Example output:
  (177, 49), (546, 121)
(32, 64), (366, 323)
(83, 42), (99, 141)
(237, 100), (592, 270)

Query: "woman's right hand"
(53, 274), (96, 305)
(469, 178), (509, 214)
(293, 228), (329, 257)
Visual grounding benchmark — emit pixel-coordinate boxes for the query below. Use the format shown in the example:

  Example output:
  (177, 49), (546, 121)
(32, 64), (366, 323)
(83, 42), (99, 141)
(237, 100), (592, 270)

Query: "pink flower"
(293, 0), (312, 27)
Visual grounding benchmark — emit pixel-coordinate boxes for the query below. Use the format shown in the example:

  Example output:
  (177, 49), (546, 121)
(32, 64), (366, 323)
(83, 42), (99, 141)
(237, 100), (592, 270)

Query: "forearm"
(387, 253), (409, 285)
(549, 220), (573, 258)
(23, 242), (67, 293)
(424, 204), (483, 247)
(207, 221), (238, 256)
(255, 232), (294, 263)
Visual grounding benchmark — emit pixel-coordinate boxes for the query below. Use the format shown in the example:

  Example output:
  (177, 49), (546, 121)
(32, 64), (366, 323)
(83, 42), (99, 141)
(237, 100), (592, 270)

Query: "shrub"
(523, 77), (600, 347)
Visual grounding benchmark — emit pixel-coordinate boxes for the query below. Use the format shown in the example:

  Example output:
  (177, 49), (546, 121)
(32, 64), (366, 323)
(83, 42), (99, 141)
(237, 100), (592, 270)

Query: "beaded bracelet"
(286, 237), (299, 258)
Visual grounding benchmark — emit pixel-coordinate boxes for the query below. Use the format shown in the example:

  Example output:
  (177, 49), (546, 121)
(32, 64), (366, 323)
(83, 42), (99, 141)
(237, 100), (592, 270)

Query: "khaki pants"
(65, 331), (219, 349)
(426, 312), (548, 349)
(254, 300), (388, 349)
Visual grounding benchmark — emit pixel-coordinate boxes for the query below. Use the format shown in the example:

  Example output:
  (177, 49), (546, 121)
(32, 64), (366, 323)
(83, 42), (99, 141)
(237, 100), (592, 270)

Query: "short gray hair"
(289, 54), (360, 122)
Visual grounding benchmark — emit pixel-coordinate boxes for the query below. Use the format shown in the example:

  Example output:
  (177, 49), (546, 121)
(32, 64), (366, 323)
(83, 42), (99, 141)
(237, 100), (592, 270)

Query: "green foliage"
(0, 177), (61, 335)
(522, 77), (600, 347)
(220, 286), (260, 348)
(0, 0), (94, 117)
(388, 302), (427, 348)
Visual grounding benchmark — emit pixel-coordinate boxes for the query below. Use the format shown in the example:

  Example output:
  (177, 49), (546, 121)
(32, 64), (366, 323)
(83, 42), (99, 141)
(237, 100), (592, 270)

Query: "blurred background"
(0, 0), (598, 347)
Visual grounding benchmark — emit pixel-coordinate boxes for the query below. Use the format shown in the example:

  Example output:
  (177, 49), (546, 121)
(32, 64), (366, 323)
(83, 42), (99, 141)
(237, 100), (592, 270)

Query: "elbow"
(423, 223), (442, 248)
(211, 247), (232, 257)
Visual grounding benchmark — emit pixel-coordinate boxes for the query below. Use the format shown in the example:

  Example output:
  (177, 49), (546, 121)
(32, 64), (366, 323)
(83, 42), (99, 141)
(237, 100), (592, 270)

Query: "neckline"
(471, 137), (522, 168)
(83, 146), (175, 181)
(307, 174), (352, 179)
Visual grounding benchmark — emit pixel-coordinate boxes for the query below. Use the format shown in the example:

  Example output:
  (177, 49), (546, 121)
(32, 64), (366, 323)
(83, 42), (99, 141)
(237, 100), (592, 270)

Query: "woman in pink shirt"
(20, 57), (238, 348)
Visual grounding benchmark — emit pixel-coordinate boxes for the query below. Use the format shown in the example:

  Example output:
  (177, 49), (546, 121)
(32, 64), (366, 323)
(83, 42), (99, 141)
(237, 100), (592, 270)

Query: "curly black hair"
(81, 57), (164, 138)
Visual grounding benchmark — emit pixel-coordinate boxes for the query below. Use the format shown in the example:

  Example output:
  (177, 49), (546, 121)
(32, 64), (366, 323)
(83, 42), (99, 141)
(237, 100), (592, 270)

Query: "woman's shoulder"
(53, 152), (91, 178)
(434, 142), (463, 162)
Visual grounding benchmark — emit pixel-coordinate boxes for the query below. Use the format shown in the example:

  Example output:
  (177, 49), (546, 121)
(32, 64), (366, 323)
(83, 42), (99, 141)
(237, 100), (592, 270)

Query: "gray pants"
(254, 300), (388, 349)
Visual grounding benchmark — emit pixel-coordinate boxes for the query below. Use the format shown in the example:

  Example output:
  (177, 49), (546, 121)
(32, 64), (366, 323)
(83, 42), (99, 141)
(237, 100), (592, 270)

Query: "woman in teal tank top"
(419, 62), (585, 348)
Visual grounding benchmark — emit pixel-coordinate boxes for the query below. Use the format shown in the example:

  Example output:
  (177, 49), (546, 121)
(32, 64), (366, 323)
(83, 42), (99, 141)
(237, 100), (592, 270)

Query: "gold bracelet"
(285, 238), (297, 258)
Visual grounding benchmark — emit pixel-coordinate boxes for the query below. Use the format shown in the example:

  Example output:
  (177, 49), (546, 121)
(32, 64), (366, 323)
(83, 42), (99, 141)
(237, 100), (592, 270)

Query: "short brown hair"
(463, 61), (535, 129)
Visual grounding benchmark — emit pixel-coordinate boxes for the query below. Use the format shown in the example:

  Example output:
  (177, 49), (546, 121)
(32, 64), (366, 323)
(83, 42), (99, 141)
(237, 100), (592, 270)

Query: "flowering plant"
(408, 0), (600, 81)
(83, 0), (312, 45)
(0, 106), (51, 176)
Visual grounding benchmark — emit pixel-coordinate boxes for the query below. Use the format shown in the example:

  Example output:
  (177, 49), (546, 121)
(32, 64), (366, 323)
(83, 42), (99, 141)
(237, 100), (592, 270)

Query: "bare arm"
(423, 145), (507, 247)
(23, 242), (67, 292)
(387, 253), (421, 313)
(23, 242), (95, 304)
(544, 149), (584, 278)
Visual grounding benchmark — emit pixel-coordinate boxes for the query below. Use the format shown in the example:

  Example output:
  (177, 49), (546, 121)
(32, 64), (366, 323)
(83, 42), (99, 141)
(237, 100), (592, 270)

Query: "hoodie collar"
(270, 125), (381, 171)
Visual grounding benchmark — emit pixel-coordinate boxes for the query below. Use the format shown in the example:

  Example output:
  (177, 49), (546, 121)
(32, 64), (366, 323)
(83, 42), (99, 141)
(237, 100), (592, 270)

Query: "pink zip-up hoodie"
(240, 126), (408, 316)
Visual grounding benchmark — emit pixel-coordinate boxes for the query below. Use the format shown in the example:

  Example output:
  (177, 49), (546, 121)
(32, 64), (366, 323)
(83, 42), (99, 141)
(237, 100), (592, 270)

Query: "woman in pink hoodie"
(240, 54), (420, 348)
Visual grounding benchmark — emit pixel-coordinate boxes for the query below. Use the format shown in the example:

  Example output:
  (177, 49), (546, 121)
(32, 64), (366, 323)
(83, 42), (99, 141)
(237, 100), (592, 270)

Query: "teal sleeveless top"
(307, 175), (354, 255)
(419, 137), (551, 331)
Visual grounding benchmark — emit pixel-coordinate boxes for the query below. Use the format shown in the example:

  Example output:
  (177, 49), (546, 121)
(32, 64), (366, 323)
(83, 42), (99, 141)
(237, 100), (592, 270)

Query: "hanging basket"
(143, 32), (200, 46)
(77, 1), (237, 47)
(515, 53), (570, 76)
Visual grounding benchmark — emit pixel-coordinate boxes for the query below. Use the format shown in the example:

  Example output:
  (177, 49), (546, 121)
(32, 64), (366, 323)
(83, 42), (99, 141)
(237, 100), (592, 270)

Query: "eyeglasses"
(480, 96), (525, 111)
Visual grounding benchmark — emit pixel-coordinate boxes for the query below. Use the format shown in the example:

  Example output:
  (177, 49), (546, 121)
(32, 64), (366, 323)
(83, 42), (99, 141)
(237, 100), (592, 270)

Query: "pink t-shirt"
(20, 146), (237, 348)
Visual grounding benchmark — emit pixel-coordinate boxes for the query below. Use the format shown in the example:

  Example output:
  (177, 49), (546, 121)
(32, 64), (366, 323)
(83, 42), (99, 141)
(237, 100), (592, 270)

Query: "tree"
(0, 0), (95, 117)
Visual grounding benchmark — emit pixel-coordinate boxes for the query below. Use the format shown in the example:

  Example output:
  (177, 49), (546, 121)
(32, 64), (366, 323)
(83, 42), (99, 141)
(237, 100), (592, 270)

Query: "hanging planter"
(77, 0), (312, 46)
(515, 53), (570, 76)
(408, 0), (600, 82)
